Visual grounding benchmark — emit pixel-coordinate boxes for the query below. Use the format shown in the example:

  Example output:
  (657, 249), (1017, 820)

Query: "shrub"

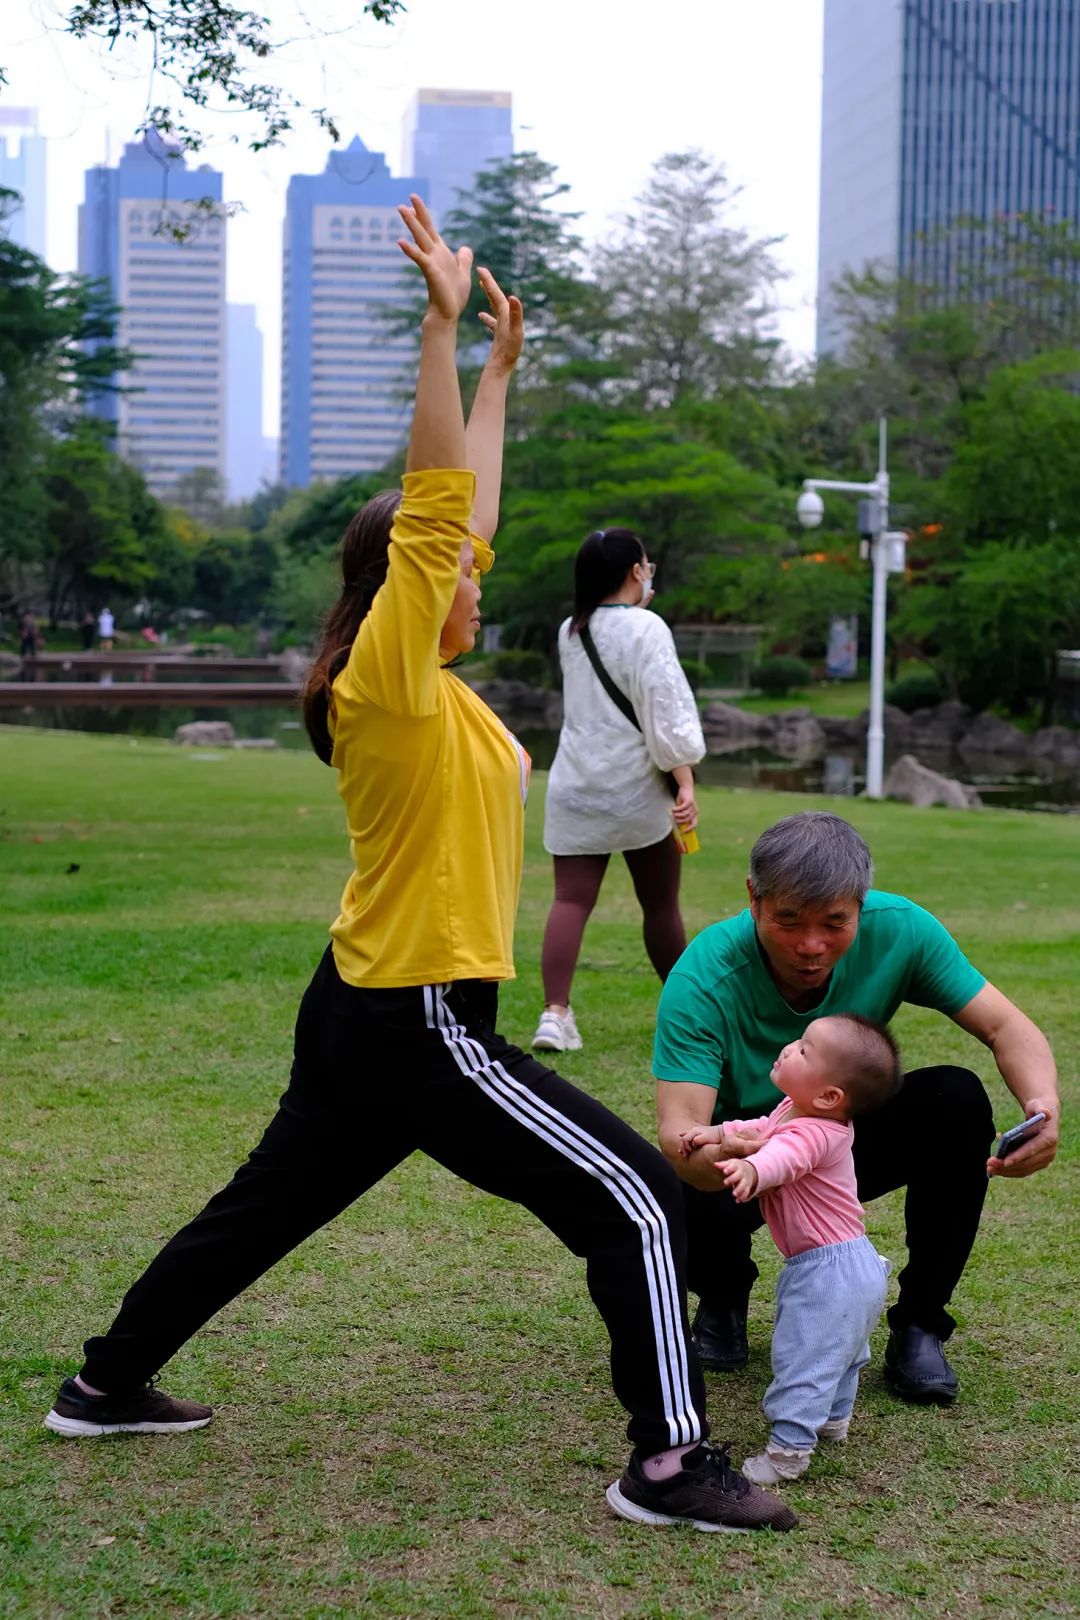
(679, 658), (711, 693)
(488, 647), (548, 686)
(749, 655), (811, 697)
(884, 669), (945, 712)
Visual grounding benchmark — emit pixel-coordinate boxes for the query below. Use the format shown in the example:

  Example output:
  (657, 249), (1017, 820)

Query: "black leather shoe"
(691, 1301), (749, 1371)
(884, 1325), (959, 1405)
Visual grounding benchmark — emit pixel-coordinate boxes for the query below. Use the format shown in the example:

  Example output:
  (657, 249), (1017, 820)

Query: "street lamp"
(796, 419), (905, 800)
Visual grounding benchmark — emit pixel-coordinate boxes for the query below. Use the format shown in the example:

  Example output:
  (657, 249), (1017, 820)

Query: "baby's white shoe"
(818, 1416), (851, 1443)
(741, 1444), (813, 1485)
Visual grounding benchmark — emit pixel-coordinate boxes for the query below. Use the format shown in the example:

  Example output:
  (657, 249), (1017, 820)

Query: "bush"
(189, 624), (255, 656)
(488, 648), (549, 686)
(749, 655), (811, 697)
(885, 669), (945, 712)
(679, 658), (711, 693)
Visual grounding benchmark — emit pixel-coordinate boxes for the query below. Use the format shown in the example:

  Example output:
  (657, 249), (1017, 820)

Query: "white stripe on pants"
(424, 983), (702, 1449)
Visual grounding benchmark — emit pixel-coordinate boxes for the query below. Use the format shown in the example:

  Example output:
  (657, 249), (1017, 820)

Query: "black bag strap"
(578, 622), (642, 732)
(578, 621), (682, 801)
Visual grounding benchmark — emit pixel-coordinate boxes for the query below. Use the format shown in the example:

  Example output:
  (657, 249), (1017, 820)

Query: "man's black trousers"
(82, 949), (708, 1457)
(684, 1065), (996, 1341)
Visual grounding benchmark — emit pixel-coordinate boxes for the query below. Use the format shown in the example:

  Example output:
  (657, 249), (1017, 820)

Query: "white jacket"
(543, 605), (706, 856)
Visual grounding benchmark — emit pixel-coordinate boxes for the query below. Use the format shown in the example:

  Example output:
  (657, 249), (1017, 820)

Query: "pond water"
(4, 704), (1079, 813)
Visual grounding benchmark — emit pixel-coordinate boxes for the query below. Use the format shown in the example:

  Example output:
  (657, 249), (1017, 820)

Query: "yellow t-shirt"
(328, 468), (527, 988)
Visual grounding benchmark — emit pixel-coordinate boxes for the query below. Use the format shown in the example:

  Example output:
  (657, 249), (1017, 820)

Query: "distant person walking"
(80, 611), (96, 651)
(97, 606), (115, 651)
(19, 611), (43, 678)
(533, 529), (705, 1055)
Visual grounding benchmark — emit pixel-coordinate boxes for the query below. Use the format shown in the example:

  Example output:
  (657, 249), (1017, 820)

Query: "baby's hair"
(826, 1014), (902, 1117)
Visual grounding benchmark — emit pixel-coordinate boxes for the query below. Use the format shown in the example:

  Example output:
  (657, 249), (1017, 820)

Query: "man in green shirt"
(654, 811), (1060, 1404)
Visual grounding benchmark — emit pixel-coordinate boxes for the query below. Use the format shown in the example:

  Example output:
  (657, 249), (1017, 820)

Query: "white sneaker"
(741, 1445), (813, 1486)
(818, 1416), (850, 1443)
(532, 1007), (582, 1052)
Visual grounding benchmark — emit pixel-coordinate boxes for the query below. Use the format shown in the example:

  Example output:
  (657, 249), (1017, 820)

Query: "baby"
(681, 1013), (901, 1486)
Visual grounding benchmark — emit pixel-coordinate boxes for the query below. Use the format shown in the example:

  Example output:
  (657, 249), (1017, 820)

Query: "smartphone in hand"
(993, 1113), (1047, 1161)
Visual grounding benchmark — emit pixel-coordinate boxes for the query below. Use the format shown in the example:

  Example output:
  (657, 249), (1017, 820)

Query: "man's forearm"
(990, 1014), (1059, 1112)
(465, 361), (513, 541)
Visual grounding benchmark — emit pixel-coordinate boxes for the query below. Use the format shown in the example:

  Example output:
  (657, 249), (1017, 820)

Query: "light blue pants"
(764, 1235), (890, 1452)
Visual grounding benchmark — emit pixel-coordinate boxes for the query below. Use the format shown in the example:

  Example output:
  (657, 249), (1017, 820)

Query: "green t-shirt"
(652, 890), (986, 1120)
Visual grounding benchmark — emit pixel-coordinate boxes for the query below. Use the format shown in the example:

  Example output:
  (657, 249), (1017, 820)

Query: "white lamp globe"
(796, 489), (825, 529)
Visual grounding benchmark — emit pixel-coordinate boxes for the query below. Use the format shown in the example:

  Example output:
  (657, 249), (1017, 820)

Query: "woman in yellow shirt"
(43, 199), (792, 1536)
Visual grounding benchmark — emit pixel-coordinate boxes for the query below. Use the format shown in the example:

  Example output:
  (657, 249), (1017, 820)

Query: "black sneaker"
(692, 1300), (750, 1371)
(606, 1442), (798, 1533)
(44, 1377), (213, 1437)
(884, 1326), (959, 1406)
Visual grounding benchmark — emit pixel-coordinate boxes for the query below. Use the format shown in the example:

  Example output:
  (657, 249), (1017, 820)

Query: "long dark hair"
(569, 527), (646, 635)
(301, 488), (402, 764)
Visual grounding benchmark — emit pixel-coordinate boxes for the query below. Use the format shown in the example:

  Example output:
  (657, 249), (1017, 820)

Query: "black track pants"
(83, 949), (708, 1456)
(684, 1064), (996, 1341)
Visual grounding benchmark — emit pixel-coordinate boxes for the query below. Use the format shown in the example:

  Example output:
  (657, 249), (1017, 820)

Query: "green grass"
(1, 726), (1077, 1620)
(730, 680), (873, 719)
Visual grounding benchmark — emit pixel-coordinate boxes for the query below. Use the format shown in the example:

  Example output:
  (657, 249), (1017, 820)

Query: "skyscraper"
(226, 304), (269, 502)
(402, 88), (513, 226)
(79, 135), (227, 496)
(816, 0), (1080, 351)
(280, 137), (426, 487)
(0, 107), (47, 259)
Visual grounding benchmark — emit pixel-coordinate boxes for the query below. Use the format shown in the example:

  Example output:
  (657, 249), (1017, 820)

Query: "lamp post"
(796, 419), (903, 800)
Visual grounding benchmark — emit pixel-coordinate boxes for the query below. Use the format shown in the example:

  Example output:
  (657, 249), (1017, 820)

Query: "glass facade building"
(279, 137), (427, 487)
(817, 0), (1080, 350)
(79, 136), (226, 495)
(402, 89), (513, 227)
(0, 107), (47, 259)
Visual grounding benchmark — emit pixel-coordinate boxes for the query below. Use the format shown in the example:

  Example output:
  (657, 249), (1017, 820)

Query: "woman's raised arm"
(466, 268), (524, 541)
(396, 195), (472, 472)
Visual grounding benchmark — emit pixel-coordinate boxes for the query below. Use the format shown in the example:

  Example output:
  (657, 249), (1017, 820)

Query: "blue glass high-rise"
(817, 0), (1080, 351)
(402, 89), (513, 228)
(78, 133), (226, 495)
(280, 137), (429, 488)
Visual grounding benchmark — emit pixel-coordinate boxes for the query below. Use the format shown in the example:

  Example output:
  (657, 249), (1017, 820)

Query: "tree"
(897, 538), (1080, 721)
(390, 153), (603, 428)
(12, 2), (406, 152)
(481, 405), (790, 650)
(0, 208), (132, 606)
(38, 420), (166, 622)
(594, 151), (785, 409)
(167, 466), (230, 529)
(189, 529), (281, 623)
(943, 351), (1080, 547)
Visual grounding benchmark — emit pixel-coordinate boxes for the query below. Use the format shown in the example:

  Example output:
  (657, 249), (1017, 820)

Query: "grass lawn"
(731, 681), (873, 719)
(1, 726), (1077, 1620)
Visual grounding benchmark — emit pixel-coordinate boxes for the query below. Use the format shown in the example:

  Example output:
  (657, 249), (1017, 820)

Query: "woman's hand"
(477, 267), (524, 374)
(672, 782), (698, 830)
(397, 194), (473, 323)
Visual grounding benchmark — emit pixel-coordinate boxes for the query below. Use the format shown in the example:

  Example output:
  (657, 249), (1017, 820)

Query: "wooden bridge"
(0, 681), (299, 708)
(0, 651), (304, 706)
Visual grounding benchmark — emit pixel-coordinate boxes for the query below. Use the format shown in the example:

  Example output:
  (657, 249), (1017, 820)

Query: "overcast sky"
(1, 0), (825, 436)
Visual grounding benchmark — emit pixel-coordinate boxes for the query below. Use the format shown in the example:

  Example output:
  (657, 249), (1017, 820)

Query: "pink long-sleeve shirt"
(721, 1098), (865, 1258)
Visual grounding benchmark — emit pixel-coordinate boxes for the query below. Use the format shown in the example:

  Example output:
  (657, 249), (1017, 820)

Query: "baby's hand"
(716, 1159), (759, 1203)
(717, 1130), (762, 1159)
(679, 1125), (723, 1157)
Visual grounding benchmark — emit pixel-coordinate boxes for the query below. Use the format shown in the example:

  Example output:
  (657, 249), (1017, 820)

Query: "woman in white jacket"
(534, 528), (706, 1053)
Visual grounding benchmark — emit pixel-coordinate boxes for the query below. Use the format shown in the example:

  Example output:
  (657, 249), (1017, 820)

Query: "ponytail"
(569, 527), (646, 635)
(301, 489), (401, 764)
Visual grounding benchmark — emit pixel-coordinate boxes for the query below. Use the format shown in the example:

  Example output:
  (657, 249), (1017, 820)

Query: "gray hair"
(748, 812), (873, 907)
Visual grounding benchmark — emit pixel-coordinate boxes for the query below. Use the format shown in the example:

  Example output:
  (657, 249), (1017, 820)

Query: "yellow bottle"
(672, 819), (700, 856)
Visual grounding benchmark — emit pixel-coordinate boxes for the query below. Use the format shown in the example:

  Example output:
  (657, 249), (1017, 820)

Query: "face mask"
(639, 571), (654, 608)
